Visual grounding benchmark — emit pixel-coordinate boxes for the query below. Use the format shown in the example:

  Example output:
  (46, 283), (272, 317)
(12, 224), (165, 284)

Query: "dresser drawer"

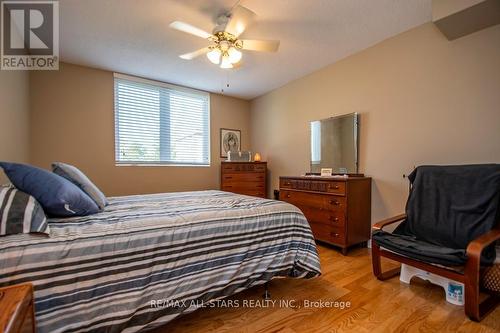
(222, 163), (266, 173)
(222, 182), (265, 191)
(301, 207), (346, 228)
(309, 221), (346, 245)
(222, 173), (265, 183)
(280, 190), (346, 211)
(280, 178), (293, 188)
(280, 178), (345, 195)
(325, 181), (345, 195)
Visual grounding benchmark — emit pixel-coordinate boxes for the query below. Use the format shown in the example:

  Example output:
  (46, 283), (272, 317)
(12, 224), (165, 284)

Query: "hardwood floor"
(153, 245), (500, 333)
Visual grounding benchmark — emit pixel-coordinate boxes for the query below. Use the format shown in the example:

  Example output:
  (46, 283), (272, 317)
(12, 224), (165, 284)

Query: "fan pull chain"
(220, 73), (230, 94)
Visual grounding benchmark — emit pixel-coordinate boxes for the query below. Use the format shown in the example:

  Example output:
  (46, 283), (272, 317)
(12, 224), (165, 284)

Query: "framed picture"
(220, 128), (241, 158)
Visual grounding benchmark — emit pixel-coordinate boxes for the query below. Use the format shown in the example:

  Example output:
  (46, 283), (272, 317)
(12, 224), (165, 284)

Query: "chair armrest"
(372, 214), (406, 231)
(464, 225), (500, 320)
(466, 226), (500, 261)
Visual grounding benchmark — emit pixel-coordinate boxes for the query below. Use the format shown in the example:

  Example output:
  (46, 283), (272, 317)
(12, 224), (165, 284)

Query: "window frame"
(113, 73), (211, 167)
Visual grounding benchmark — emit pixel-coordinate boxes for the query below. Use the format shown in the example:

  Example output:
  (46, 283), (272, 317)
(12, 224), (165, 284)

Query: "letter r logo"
(2, 1), (55, 55)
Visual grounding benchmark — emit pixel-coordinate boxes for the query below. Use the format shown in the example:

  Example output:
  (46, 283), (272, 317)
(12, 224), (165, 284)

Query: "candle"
(254, 153), (262, 162)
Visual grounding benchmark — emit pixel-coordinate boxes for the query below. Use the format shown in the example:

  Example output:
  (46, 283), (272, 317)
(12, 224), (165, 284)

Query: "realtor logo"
(1, 0), (59, 70)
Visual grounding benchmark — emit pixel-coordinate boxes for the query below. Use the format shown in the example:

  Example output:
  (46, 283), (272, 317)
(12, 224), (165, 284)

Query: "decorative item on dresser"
(227, 150), (252, 162)
(0, 283), (35, 333)
(279, 175), (371, 255)
(221, 162), (267, 198)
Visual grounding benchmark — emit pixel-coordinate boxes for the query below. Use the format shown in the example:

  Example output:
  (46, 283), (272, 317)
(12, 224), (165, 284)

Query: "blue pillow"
(0, 162), (99, 217)
(52, 162), (108, 210)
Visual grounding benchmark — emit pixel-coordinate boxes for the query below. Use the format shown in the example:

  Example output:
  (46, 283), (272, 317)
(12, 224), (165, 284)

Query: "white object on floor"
(400, 264), (464, 306)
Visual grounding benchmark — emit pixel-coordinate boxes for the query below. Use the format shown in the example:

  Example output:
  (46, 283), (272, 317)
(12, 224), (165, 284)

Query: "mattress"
(0, 190), (321, 332)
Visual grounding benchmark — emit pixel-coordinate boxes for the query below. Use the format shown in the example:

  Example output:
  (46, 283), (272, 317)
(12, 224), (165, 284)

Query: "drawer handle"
(329, 185), (340, 190)
(286, 194), (291, 198)
(329, 216), (339, 222)
(285, 182), (291, 185)
(330, 200), (341, 206)
(331, 232), (340, 238)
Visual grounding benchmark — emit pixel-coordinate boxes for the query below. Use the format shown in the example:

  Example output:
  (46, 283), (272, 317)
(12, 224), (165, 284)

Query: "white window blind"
(114, 74), (210, 166)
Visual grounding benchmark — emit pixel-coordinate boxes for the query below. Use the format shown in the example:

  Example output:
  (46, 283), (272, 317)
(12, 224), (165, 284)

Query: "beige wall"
(0, 71), (30, 183)
(30, 63), (251, 196)
(250, 23), (500, 224)
(432, 0), (485, 20)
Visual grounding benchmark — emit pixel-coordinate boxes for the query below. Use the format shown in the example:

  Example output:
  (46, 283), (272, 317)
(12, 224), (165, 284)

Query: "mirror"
(310, 113), (358, 174)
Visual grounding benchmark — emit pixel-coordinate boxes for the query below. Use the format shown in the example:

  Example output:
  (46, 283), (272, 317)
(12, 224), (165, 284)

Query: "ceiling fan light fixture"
(170, 5), (280, 70)
(207, 48), (221, 64)
(219, 40), (230, 51)
(220, 55), (233, 69)
(227, 47), (242, 64)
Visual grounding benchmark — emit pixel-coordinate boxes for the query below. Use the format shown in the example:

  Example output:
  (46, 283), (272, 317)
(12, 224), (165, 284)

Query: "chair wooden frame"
(371, 213), (500, 321)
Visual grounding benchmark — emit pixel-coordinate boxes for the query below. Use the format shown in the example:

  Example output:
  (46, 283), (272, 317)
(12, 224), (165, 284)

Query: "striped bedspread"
(0, 190), (321, 332)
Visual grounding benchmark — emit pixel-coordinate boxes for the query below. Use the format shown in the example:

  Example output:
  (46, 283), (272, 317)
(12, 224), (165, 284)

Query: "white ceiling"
(59, 0), (432, 100)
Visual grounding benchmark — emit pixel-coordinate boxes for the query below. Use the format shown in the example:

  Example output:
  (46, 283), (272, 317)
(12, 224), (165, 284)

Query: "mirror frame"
(309, 112), (359, 174)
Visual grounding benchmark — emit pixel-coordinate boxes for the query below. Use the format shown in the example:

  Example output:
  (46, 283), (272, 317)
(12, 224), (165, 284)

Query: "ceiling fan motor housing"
(213, 13), (230, 34)
(209, 32), (242, 51)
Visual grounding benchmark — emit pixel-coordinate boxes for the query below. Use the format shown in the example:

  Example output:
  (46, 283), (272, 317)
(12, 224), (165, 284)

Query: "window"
(114, 74), (210, 166)
(310, 120), (321, 164)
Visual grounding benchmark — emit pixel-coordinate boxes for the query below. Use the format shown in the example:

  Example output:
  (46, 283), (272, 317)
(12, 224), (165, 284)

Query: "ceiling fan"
(169, 5), (280, 69)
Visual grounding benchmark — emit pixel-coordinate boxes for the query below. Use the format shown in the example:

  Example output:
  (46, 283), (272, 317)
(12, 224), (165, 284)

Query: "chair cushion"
(372, 230), (471, 266)
(0, 162), (99, 217)
(394, 164), (500, 264)
(52, 162), (108, 210)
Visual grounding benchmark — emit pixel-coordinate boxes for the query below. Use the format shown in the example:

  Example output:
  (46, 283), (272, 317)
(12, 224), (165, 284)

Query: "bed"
(0, 190), (321, 333)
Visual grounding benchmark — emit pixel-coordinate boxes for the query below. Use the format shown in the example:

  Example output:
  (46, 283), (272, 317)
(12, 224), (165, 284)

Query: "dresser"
(0, 283), (35, 333)
(221, 162), (267, 198)
(279, 176), (371, 255)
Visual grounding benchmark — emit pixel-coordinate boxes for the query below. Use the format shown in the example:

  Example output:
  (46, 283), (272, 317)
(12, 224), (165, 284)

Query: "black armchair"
(371, 164), (500, 321)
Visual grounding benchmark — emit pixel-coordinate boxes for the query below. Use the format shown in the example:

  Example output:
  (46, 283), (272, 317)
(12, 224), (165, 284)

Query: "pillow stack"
(0, 162), (107, 218)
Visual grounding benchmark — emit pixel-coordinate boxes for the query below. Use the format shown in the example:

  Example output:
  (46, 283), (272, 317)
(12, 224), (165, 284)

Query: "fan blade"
(169, 21), (213, 39)
(179, 47), (210, 60)
(224, 5), (256, 37)
(241, 39), (280, 52)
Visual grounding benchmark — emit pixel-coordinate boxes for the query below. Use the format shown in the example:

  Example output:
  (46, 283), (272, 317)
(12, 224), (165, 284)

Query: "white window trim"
(113, 73), (211, 167)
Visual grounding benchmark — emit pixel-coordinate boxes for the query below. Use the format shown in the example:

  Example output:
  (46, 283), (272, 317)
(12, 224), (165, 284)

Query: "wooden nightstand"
(0, 283), (36, 333)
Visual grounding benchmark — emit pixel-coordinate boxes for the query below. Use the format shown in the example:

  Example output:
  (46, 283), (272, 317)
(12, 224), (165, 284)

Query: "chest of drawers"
(279, 176), (371, 255)
(221, 162), (267, 198)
